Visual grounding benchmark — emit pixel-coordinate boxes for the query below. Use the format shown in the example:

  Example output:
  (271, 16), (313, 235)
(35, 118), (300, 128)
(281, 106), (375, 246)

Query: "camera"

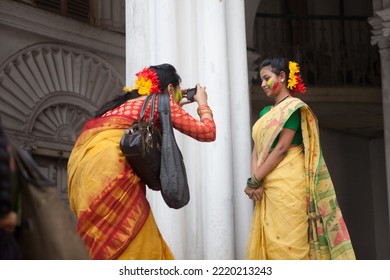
(183, 86), (197, 101)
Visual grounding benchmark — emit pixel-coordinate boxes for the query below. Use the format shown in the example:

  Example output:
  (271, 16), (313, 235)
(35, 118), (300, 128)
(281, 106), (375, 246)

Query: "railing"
(254, 13), (381, 86)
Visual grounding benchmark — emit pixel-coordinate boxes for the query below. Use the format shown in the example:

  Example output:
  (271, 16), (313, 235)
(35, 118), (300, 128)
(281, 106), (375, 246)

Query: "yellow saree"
(246, 97), (355, 260)
(68, 116), (173, 260)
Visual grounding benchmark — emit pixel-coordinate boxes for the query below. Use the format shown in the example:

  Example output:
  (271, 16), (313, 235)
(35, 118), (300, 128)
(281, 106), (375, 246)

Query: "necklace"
(273, 95), (290, 107)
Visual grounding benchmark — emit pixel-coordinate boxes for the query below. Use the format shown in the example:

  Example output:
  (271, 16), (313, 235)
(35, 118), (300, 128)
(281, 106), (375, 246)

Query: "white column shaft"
(125, 0), (252, 259)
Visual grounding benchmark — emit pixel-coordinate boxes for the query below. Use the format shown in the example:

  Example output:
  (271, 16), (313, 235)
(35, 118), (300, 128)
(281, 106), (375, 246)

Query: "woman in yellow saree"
(68, 64), (216, 259)
(245, 57), (355, 260)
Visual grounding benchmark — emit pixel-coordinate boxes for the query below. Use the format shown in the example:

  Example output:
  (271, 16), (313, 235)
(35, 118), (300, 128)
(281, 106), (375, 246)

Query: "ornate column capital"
(369, 7), (390, 49)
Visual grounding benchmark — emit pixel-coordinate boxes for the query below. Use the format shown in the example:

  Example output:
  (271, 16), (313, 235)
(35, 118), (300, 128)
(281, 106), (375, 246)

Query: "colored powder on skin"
(174, 88), (182, 104)
(267, 78), (280, 91)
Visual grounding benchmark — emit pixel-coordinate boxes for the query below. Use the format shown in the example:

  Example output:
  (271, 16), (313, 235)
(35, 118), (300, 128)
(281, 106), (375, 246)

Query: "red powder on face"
(267, 78), (279, 91)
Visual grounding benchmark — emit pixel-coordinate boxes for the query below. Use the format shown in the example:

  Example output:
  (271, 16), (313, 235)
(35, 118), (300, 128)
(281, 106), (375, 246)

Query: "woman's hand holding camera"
(180, 83), (212, 119)
(193, 83), (208, 106)
(194, 84), (213, 120)
(180, 83), (208, 106)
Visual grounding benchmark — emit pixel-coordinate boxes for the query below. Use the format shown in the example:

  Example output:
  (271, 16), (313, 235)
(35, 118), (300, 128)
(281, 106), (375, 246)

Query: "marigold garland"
(123, 67), (161, 96)
(287, 61), (306, 94)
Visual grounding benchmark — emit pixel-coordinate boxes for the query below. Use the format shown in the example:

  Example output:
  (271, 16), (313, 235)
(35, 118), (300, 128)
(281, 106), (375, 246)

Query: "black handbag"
(158, 93), (190, 209)
(119, 94), (162, 191)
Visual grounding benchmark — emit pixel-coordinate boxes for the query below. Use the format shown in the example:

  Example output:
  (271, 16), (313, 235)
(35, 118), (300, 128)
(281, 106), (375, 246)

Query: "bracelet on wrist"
(198, 104), (210, 110)
(198, 110), (213, 117)
(246, 174), (263, 188)
(197, 107), (213, 118)
(246, 177), (260, 188)
(252, 174), (263, 186)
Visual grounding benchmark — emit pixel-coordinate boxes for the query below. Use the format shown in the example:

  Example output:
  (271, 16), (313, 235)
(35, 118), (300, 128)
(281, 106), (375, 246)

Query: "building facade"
(1, 0), (389, 259)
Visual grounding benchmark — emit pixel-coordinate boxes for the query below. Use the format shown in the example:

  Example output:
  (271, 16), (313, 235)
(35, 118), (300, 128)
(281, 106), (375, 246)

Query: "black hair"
(94, 63), (182, 117)
(259, 57), (290, 78)
(150, 63), (181, 90)
(0, 119), (12, 218)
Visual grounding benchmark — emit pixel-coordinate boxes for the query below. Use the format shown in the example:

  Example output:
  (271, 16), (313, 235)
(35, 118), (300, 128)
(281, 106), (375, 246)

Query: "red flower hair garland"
(287, 61), (306, 94)
(123, 67), (161, 95)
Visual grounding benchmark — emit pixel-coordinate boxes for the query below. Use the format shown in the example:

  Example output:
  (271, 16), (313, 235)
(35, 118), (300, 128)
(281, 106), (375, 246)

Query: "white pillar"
(374, 6), (390, 232)
(226, 0), (254, 259)
(125, 1), (151, 84)
(379, 46), (390, 213)
(125, 0), (252, 259)
(370, 4), (390, 257)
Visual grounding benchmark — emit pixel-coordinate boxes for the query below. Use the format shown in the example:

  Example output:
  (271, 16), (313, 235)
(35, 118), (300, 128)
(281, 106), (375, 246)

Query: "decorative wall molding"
(97, 0), (125, 33)
(377, 7), (390, 38)
(0, 0), (125, 56)
(0, 43), (124, 148)
(370, 7), (390, 49)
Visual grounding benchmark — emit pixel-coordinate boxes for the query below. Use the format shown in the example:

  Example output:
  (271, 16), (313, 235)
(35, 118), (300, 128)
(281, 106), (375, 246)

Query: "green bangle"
(252, 174), (263, 186)
(246, 177), (260, 188)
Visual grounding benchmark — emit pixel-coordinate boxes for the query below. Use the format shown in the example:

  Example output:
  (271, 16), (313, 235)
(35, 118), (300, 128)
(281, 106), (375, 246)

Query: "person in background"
(0, 119), (21, 259)
(67, 63), (216, 260)
(244, 56), (355, 260)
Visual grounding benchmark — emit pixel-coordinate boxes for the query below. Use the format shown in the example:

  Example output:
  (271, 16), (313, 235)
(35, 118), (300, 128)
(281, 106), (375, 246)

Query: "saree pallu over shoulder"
(300, 106), (355, 259)
(249, 98), (355, 260)
(68, 115), (151, 259)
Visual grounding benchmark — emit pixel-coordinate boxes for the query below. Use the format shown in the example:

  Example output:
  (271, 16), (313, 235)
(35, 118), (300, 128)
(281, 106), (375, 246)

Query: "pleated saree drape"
(246, 97), (355, 260)
(68, 116), (173, 260)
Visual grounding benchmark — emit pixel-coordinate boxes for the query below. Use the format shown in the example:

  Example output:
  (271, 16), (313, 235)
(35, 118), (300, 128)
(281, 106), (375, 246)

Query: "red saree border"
(74, 115), (150, 260)
(83, 115), (133, 131)
(77, 164), (150, 259)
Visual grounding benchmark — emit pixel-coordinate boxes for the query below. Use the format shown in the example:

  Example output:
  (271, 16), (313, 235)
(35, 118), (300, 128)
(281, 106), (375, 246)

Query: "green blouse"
(259, 106), (303, 149)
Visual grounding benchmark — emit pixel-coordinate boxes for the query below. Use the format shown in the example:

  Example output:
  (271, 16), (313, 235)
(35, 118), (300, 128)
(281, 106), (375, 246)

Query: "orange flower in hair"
(123, 67), (161, 95)
(287, 61), (306, 94)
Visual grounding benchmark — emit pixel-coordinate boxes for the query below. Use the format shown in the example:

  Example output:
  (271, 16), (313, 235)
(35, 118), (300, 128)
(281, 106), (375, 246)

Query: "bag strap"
(139, 94), (156, 124)
(148, 94), (157, 126)
(157, 92), (170, 113)
(158, 93), (173, 131)
(12, 145), (54, 188)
